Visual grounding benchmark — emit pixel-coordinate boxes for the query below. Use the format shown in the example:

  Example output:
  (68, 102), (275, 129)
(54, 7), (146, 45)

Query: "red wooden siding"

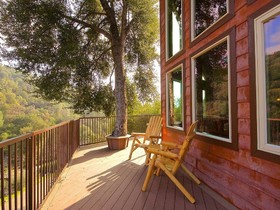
(160, 0), (280, 209)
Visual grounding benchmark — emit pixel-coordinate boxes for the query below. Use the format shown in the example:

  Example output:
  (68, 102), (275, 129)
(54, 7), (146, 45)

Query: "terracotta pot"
(106, 134), (131, 150)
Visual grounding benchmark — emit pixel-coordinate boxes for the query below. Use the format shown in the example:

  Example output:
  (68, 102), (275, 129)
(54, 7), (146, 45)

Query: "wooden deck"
(41, 141), (238, 210)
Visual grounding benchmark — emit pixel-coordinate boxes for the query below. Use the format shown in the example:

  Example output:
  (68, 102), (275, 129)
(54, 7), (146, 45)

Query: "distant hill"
(0, 65), (80, 141)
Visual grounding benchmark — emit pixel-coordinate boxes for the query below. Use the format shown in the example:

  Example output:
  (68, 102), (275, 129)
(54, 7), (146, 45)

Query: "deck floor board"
(41, 141), (238, 210)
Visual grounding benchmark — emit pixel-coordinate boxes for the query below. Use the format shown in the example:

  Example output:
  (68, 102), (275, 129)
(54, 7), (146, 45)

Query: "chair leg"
(181, 164), (201, 185)
(155, 167), (161, 176)
(128, 138), (137, 160)
(142, 155), (157, 192)
(157, 162), (196, 204)
(144, 150), (151, 165)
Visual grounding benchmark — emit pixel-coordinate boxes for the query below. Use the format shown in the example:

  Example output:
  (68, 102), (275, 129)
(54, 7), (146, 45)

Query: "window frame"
(249, 0), (280, 164)
(190, 0), (234, 45)
(165, 0), (184, 61)
(254, 4), (280, 156)
(190, 28), (237, 149)
(166, 63), (185, 131)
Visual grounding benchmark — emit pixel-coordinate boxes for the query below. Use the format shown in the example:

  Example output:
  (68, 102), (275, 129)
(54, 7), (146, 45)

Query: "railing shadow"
(65, 158), (147, 210)
(42, 142), (149, 210)
(70, 143), (123, 166)
(42, 141), (238, 210)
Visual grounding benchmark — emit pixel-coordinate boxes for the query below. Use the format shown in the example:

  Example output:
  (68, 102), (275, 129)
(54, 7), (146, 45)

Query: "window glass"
(167, 66), (183, 128)
(263, 14), (280, 146)
(193, 0), (227, 37)
(167, 0), (182, 58)
(193, 40), (229, 140)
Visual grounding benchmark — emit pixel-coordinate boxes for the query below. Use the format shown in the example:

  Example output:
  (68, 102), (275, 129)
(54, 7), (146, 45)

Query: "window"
(166, 0), (182, 59)
(192, 37), (231, 142)
(167, 65), (183, 130)
(191, 0), (228, 39)
(255, 5), (280, 156)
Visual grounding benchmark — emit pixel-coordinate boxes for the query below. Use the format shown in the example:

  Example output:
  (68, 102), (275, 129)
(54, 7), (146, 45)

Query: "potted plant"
(106, 134), (131, 150)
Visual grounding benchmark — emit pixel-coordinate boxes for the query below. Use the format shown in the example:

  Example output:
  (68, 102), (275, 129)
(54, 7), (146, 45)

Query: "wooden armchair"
(141, 121), (200, 204)
(128, 116), (162, 164)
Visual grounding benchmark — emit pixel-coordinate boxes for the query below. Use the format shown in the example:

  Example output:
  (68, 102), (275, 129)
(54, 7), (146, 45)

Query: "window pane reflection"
(264, 14), (280, 145)
(167, 0), (182, 58)
(194, 41), (229, 139)
(194, 0), (227, 37)
(167, 66), (183, 128)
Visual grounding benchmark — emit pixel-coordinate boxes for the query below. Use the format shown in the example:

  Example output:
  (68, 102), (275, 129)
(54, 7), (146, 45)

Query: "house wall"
(160, 0), (280, 209)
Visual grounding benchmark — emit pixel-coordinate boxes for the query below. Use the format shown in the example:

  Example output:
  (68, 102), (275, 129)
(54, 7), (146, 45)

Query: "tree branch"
(59, 13), (112, 40)
(100, 0), (119, 39)
(125, 18), (134, 39)
(75, 1), (107, 18)
(120, 1), (128, 44)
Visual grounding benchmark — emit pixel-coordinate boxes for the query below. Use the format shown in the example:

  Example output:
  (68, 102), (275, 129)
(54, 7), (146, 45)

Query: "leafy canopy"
(0, 0), (159, 116)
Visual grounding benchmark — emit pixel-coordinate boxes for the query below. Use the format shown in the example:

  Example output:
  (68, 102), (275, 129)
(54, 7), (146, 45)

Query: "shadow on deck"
(42, 141), (238, 210)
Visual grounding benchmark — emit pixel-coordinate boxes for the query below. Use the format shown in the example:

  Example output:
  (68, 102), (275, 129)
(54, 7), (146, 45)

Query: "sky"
(264, 14), (280, 55)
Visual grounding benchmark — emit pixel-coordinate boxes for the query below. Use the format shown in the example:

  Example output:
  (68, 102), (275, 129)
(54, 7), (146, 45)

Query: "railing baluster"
(24, 139), (29, 208)
(0, 148), (4, 210)
(28, 135), (35, 210)
(46, 130), (49, 194)
(14, 143), (18, 210)
(8, 145), (12, 210)
(25, 139), (28, 210)
(81, 119), (83, 145)
(20, 141), (23, 210)
(67, 123), (70, 162)
(43, 132), (46, 199)
(86, 119), (89, 144)
(40, 133), (43, 205)
(54, 127), (58, 178)
(50, 129), (53, 189)
(35, 135), (39, 209)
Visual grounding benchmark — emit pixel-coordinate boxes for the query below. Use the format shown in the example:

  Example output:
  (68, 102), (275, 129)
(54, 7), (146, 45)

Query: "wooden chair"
(128, 116), (162, 164)
(141, 121), (200, 204)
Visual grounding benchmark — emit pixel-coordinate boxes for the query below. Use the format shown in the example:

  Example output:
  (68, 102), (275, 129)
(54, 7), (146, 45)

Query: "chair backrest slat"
(144, 116), (162, 141)
(172, 121), (198, 174)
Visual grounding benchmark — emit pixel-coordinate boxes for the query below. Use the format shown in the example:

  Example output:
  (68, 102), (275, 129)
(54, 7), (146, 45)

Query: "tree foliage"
(129, 96), (161, 116)
(194, 0), (227, 36)
(0, 65), (79, 141)
(266, 51), (280, 118)
(0, 0), (159, 136)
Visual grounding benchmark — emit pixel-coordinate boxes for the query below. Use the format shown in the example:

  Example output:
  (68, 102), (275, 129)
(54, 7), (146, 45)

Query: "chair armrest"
(131, 132), (146, 137)
(161, 141), (182, 149)
(150, 135), (162, 139)
(147, 147), (179, 159)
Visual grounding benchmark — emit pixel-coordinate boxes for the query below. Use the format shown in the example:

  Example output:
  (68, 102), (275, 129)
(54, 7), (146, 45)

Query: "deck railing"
(0, 115), (158, 209)
(0, 120), (79, 210)
(79, 115), (158, 145)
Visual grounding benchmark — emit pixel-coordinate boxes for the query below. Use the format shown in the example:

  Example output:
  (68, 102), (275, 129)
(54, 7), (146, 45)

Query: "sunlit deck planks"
(41, 141), (238, 210)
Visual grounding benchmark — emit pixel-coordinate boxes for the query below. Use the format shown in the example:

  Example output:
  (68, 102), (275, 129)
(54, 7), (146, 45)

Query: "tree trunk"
(111, 42), (127, 136)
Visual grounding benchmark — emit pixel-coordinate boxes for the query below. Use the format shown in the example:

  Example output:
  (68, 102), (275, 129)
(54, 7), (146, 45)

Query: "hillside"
(0, 65), (79, 141)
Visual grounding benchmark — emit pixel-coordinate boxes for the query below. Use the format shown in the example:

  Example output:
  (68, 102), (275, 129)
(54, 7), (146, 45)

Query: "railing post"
(77, 119), (80, 146)
(70, 119), (79, 150)
(28, 134), (35, 210)
(67, 122), (70, 162)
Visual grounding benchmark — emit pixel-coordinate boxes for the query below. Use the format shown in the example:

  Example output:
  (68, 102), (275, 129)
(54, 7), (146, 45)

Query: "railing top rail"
(0, 115), (161, 148)
(79, 114), (160, 120)
(32, 120), (76, 135)
(0, 119), (79, 148)
(79, 116), (115, 119)
(0, 133), (32, 148)
(269, 118), (280, 121)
